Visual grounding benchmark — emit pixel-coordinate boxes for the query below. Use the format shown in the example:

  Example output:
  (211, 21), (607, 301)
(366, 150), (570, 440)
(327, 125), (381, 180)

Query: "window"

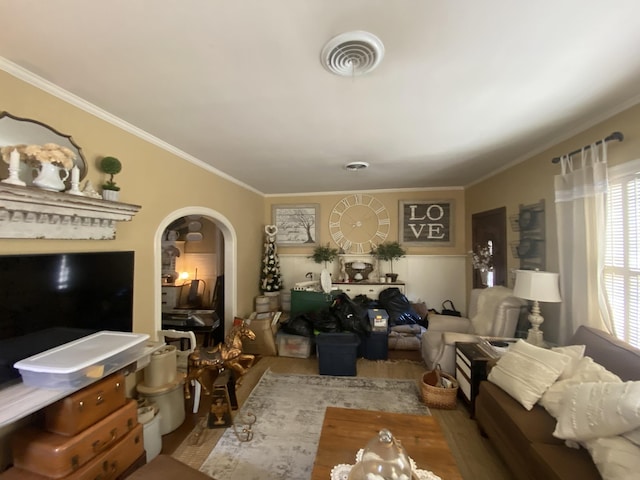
(605, 159), (640, 348)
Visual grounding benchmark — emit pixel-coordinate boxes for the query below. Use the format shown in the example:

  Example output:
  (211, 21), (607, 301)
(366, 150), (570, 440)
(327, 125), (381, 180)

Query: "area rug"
(199, 369), (429, 480)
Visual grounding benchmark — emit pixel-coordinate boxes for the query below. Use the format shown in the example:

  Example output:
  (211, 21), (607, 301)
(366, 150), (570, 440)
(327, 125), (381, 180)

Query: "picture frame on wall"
(399, 200), (455, 246)
(271, 204), (319, 246)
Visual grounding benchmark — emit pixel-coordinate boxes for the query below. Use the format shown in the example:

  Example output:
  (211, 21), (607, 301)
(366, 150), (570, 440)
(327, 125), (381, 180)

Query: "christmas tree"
(261, 225), (282, 292)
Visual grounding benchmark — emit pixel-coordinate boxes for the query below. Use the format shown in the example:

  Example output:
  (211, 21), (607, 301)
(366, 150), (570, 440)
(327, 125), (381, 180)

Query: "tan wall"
(466, 102), (640, 343)
(265, 189), (467, 257)
(5, 66), (640, 345)
(0, 70), (265, 336)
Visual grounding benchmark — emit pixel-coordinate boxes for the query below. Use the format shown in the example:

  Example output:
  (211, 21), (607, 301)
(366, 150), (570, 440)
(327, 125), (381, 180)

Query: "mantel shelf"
(0, 183), (141, 240)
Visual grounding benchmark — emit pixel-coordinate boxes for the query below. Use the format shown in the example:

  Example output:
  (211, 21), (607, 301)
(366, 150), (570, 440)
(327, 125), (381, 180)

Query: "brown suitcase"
(11, 399), (138, 478)
(0, 423), (144, 480)
(44, 372), (126, 436)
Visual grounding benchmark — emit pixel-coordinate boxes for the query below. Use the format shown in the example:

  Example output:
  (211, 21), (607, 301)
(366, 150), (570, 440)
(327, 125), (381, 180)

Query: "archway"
(154, 207), (237, 341)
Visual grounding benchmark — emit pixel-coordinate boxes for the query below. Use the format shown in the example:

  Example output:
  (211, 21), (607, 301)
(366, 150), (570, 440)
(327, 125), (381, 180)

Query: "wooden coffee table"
(311, 407), (462, 480)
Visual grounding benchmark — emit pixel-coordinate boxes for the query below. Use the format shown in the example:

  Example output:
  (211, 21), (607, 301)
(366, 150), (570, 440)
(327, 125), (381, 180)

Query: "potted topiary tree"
(371, 241), (406, 282)
(100, 156), (122, 201)
(309, 243), (339, 269)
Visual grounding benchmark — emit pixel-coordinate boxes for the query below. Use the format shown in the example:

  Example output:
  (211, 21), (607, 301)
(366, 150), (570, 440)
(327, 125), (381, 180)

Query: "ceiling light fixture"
(321, 31), (384, 77)
(345, 161), (370, 171)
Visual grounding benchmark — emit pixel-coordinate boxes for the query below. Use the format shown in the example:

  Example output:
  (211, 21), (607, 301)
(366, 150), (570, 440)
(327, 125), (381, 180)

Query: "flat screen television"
(0, 251), (134, 387)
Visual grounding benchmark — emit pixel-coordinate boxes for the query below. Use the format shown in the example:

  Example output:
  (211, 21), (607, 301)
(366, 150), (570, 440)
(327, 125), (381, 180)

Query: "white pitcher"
(32, 162), (69, 191)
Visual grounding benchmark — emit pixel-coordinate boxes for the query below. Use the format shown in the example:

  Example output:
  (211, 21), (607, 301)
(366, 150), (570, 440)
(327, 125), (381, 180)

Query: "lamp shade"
(513, 270), (562, 303)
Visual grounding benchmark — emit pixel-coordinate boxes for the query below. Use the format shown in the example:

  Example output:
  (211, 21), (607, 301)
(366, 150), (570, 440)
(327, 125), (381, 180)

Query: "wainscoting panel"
(277, 254), (468, 315)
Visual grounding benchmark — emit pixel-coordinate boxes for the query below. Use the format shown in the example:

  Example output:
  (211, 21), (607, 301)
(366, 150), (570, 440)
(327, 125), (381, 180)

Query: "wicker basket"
(420, 365), (459, 409)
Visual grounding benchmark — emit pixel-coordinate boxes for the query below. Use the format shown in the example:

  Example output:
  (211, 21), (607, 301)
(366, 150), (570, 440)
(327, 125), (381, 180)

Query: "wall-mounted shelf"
(511, 199), (545, 270)
(0, 184), (141, 240)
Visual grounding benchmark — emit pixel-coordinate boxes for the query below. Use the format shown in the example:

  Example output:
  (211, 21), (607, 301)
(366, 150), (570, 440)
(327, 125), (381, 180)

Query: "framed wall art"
(271, 204), (319, 246)
(399, 200), (455, 246)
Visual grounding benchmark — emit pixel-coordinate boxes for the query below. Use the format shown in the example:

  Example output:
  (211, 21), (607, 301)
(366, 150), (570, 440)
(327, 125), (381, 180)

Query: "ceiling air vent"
(321, 31), (384, 77)
(345, 161), (369, 171)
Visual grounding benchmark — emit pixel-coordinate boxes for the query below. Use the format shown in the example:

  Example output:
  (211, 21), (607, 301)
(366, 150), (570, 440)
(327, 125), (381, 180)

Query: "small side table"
(455, 342), (492, 417)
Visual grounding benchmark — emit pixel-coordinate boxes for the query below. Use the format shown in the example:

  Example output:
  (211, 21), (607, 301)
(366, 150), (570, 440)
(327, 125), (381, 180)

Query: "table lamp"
(513, 269), (562, 347)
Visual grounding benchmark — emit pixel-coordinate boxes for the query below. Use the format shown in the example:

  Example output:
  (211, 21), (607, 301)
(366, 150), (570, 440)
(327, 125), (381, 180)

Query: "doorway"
(155, 207), (237, 344)
(471, 207), (507, 288)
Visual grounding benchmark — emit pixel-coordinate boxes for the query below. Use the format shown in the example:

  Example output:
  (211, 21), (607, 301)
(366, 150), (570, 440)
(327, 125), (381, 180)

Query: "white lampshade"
(513, 270), (562, 303)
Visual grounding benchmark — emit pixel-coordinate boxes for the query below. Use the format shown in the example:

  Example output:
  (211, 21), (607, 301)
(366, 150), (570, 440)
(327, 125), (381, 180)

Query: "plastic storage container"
(358, 331), (389, 360)
(290, 290), (337, 318)
(276, 332), (313, 358)
(316, 332), (360, 376)
(14, 331), (149, 389)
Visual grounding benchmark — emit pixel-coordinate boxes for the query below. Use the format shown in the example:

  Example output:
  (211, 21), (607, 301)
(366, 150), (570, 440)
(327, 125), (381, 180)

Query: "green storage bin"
(290, 290), (337, 318)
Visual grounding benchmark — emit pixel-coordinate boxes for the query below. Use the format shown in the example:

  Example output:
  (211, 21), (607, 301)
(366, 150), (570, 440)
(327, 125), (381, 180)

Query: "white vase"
(32, 162), (69, 192)
(102, 189), (120, 201)
(479, 268), (489, 286)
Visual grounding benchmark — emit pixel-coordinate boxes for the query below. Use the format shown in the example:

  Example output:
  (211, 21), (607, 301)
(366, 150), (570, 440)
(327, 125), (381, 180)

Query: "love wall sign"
(399, 200), (455, 246)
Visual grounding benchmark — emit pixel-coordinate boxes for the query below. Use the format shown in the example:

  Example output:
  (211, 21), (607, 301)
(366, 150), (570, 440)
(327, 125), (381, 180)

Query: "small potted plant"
(100, 156), (122, 201)
(371, 241), (406, 282)
(309, 243), (339, 269)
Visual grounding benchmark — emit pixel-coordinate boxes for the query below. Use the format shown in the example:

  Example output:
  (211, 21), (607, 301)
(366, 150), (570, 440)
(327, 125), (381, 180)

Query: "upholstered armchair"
(421, 286), (526, 374)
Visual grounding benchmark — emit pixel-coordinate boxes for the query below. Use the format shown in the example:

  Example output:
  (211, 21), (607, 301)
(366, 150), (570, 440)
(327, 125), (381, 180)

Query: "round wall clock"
(329, 193), (391, 253)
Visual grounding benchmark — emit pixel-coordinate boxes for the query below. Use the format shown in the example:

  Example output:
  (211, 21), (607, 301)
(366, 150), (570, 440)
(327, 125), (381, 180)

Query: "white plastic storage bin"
(14, 331), (149, 389)
(276, 332), (313, 358)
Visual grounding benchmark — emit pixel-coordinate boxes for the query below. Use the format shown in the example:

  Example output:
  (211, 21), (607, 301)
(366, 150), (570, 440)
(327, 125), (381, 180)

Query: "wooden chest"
(11, 399), (138, 478)
(44, 372), (126, 436)
(0, 423), (144, 480)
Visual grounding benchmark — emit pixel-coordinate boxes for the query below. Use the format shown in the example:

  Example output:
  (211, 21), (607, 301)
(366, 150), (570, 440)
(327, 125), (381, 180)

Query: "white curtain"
(554, 142), (614, 344)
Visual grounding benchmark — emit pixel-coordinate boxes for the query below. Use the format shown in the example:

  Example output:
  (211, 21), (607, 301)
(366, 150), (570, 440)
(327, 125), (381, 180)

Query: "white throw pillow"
(554, 381), (640, 441)
(584, 436), (640, 480)
(551, 344), (585, 380)
(487, 339), (570, 410)
(539, 356), (622, 419)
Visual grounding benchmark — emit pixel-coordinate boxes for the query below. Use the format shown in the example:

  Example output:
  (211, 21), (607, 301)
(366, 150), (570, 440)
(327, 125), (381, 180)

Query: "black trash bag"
(281, 313), (314, 337)
(352, 294), (377, 309)
(330, 293), (371, 334)
(378, 288), (422, 326)
(309, 308), (341, 333)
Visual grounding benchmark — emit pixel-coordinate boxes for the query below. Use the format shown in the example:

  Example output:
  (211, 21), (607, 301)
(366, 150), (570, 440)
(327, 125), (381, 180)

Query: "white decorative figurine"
(2, 148), (26, 186)
(67, 165), (84, 196)
(81, 179), (102, 199)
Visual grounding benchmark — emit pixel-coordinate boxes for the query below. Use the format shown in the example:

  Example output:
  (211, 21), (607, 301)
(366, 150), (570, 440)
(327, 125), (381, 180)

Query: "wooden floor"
(160, 350), (514, 480)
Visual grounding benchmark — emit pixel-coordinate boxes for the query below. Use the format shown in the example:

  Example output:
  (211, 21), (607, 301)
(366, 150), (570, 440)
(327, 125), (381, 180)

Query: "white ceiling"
(2, 1), (640, 195)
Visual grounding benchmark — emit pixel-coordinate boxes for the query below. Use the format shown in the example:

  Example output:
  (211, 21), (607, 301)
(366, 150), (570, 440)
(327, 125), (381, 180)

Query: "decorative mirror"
(0, 111), (87, 188)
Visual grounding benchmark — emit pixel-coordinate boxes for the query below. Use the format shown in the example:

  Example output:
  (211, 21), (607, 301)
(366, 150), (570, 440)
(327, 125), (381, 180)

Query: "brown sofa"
(476, 326), (640, 480)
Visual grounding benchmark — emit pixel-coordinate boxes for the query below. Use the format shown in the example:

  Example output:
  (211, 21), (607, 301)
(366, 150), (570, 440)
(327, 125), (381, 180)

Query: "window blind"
(605, 160), (640, 347)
